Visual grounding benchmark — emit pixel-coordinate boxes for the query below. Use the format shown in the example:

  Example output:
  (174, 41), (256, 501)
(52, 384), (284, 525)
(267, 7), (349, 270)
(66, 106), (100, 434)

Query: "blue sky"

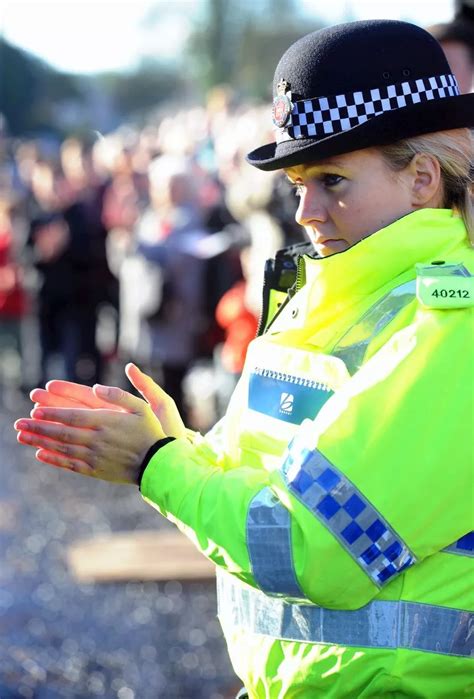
(0, 0), (456, 75)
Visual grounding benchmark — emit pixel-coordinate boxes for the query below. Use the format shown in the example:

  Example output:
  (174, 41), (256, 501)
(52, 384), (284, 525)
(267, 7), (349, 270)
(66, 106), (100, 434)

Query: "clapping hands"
(14, 363), (186, 485)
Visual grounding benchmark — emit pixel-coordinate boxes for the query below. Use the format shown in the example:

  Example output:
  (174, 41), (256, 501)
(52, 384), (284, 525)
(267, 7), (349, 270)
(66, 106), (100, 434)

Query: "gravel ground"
(0, 392), (240, 699)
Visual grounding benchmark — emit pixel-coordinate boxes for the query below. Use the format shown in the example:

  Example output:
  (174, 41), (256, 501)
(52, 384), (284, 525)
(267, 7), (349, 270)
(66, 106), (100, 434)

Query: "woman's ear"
(407, 153), (443, 208)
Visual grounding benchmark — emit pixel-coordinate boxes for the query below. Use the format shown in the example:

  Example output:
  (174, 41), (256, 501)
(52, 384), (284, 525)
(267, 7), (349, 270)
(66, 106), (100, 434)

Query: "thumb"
(125, 363), (186, 438)
(125, 363), (168, 411)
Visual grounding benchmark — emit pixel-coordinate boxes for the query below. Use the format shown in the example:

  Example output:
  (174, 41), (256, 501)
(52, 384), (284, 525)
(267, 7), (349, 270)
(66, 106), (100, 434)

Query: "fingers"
(30, 388), (88, 410)
(35, 448), (94, 477)
(93, 383), (146, 414)
(16, 406), (105, 432)
(15, 415), (95, 444)
(18, 429), (93, 463)
(31, 380), (133, 413)
(16, 416), (97, 478)
(43, 380), (118, 410)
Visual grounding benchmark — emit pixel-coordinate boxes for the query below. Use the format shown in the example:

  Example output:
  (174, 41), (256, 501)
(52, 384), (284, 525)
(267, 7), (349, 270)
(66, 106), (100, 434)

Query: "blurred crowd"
(0, 89), (304, 427)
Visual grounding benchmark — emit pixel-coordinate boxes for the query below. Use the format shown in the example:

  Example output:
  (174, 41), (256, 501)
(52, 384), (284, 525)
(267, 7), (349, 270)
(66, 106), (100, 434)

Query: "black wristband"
(137, 437), (176, 489)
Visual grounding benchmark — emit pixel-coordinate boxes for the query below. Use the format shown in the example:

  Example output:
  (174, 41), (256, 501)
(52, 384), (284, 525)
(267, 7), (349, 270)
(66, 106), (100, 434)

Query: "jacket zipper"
(295, 255), (306, 292)
(256, 260), (273, 337)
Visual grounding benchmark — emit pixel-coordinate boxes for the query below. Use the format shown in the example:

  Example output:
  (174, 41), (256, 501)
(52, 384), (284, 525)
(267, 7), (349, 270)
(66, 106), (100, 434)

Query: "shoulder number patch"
(416, 262), (474, 309)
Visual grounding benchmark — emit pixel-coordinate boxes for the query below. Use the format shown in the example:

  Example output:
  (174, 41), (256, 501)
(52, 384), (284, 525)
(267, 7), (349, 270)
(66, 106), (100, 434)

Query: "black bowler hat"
(246, 19), (474, 171)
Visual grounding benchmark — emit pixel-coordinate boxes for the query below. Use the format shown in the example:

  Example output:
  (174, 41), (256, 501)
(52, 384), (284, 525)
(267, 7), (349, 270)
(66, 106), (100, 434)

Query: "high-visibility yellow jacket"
(141, 208), (474, 698)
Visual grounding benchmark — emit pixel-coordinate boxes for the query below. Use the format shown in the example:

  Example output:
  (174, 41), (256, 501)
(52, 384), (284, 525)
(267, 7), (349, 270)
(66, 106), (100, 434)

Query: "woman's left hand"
(14, 386), (166, 484)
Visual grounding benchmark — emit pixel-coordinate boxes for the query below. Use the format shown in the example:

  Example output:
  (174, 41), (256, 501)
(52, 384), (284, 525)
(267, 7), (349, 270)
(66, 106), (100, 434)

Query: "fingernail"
(94, 384), (109, 397)
(15, 420), (27, 430)
(33, 409), (44, 419)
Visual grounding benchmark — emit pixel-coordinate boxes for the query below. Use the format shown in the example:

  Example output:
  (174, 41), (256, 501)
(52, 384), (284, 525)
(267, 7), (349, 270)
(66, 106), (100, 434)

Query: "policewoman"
(15, 19), (474, 698)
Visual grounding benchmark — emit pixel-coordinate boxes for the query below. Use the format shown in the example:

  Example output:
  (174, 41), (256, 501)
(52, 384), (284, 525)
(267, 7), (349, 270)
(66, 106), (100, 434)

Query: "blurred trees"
(0, 39), (80, 136)
(0, 38), (186, 139)
(0, 0), (324, 139)
(97, 60), (186, 121)
(186, 0), (323, 96)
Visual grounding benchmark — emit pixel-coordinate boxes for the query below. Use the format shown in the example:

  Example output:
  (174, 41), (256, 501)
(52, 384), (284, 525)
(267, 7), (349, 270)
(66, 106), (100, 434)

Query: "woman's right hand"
(31, 363), (187, 440)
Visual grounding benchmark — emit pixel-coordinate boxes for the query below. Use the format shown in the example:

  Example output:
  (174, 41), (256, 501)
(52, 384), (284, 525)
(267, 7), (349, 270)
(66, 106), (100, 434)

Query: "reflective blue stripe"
(248, 369), (333, 424)
(332, 280), (416, 374)
(247, 487), (305, 598)
(217, 570), (474, 658)
(281, 443), (416, 587)
(443, 532), (474, 557)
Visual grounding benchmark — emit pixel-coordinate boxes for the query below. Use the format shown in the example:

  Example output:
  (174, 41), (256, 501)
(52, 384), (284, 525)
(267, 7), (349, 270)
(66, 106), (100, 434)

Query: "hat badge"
(272, 78), (293, 128)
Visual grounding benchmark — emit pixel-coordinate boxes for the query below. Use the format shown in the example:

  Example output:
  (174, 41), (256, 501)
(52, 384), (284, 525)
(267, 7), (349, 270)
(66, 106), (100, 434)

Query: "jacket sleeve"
(140, 306), (473, 608)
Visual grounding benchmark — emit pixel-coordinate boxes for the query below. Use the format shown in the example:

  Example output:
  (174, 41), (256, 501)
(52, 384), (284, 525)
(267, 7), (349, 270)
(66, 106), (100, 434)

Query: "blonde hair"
(379, 128), (474, 245)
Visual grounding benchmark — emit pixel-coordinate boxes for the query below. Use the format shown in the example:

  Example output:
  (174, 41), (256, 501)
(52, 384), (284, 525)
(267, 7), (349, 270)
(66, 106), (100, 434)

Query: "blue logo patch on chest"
(248, 368), (333, 424)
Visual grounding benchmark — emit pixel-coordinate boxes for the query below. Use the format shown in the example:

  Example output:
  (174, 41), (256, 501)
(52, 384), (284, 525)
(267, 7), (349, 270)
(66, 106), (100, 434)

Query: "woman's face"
(285, 148), (418, 257)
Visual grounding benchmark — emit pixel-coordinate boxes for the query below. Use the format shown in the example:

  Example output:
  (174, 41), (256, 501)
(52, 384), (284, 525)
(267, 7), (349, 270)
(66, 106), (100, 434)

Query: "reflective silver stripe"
(281, 444), (416, 587)
(332, 280), (416, 374)
(247, 487), (305, 598)
(217, 570), (474, 657)
(442, 532), (474, 557)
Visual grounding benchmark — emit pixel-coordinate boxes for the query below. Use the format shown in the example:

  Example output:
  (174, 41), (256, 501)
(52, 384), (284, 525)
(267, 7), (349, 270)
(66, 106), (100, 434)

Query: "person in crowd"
(0, 193), (28, 396)
(27, 156), (107, 387)
(15, 19), (473, 698)
(26, 160), (72, 385)
(210, 227), (258, 418)
(106, 154), (210, 421)
(60, 137), (120, 357)
(100, 135), (145, 237)
(428, 0), (474, 93)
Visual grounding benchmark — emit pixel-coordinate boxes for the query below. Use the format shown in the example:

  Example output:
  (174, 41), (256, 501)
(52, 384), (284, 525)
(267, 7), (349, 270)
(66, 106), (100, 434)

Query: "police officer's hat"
(246, 19), (474, 171)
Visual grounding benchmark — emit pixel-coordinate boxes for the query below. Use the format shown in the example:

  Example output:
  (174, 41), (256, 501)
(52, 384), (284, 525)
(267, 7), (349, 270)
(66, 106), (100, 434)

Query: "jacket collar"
(272, 208), (470, 347)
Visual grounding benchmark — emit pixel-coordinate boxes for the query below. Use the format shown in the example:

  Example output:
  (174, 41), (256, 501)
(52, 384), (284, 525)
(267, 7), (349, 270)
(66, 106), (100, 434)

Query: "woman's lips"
(305, 228), (348, 253)
(316, 238), (339, 245)
(313, 238), (348, 254)
(312, 235), (342, 246)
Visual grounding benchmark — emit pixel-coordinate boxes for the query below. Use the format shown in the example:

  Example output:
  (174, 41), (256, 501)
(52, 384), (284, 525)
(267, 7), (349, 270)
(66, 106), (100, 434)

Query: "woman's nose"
(295, 184), (327, 227)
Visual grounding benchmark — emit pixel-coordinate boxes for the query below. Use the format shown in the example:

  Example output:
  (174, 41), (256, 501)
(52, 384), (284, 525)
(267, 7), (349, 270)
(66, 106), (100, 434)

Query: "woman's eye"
(289, 174), (343, 196)
(322, 174), (344, 187)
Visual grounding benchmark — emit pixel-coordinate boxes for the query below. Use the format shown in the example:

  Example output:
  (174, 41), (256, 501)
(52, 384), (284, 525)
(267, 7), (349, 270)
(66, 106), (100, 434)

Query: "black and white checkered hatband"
(275, 73), (460, 144)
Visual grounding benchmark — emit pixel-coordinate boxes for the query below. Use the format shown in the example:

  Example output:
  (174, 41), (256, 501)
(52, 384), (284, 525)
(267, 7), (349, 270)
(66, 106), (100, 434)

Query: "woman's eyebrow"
(310, 158), (348, 170)
(286, 162), (348, 180)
